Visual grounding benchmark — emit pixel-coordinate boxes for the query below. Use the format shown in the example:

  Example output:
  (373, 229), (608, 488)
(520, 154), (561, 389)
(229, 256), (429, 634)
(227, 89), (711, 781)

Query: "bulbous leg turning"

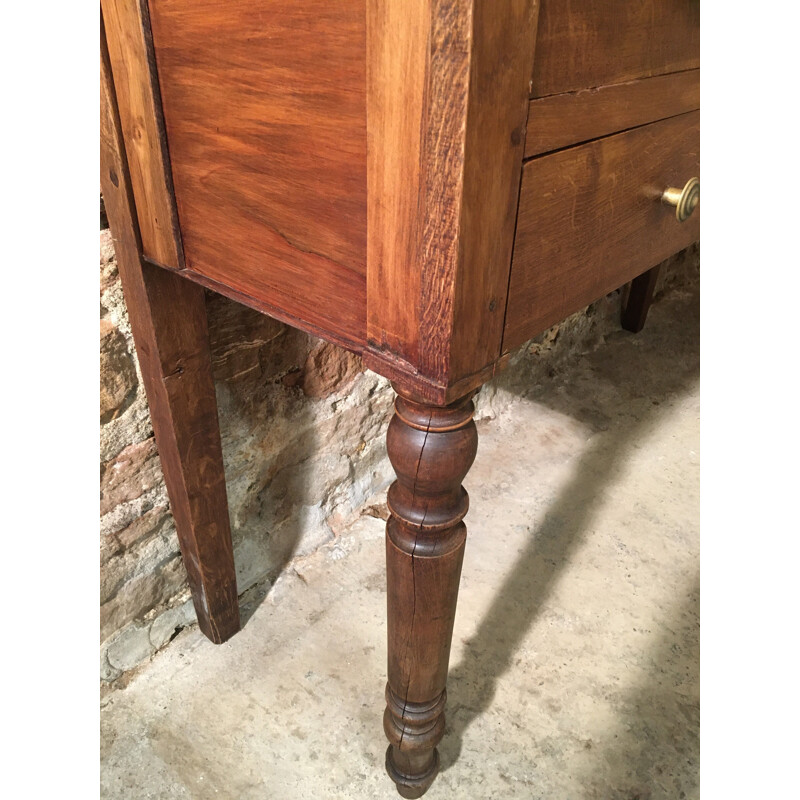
(383, 388), (478, 797)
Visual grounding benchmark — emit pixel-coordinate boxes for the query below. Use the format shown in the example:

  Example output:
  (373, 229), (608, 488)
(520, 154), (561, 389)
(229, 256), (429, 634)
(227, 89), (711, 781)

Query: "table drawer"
(503, 111), (699, 353)
(532, 0), (699, 97)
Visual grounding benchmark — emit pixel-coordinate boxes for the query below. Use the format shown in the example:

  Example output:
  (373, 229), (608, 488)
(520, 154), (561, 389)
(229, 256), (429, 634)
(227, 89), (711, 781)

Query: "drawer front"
(503, 112), (699, 353)
(532, 0), (700, 97)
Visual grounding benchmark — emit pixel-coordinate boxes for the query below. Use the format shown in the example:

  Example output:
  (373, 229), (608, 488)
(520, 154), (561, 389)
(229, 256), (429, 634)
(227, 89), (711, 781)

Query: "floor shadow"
(439, 279), (700, 779)
(577, 577), (700, 799)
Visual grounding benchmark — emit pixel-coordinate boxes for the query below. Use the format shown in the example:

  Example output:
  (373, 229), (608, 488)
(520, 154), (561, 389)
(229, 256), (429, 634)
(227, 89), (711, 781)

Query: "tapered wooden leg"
(622, 264), (661, 333)
(384, 388), (479, 798)
(101, 40), (240, 643)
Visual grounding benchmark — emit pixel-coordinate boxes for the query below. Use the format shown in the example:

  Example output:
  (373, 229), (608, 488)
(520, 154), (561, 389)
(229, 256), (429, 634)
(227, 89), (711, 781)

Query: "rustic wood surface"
(384, 389), (478, 798)
(365, 0), (539, 404)
(622, 265), (662, 334)
(503, 111), (700, 353)
(532, 0), (699, 97)
(102, 21), (240, 644)
(101, 0), (183, 268)
(525, 69), (699, 157)
(146, 0), (367, 350)
(446, 0), (540, 382)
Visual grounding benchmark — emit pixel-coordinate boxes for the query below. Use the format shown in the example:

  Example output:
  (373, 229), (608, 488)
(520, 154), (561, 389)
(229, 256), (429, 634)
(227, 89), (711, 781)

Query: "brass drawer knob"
(661, 177), (699, 222)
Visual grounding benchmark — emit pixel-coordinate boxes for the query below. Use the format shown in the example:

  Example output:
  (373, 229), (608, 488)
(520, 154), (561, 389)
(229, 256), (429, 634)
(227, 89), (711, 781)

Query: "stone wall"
(100, 224), (699, 682)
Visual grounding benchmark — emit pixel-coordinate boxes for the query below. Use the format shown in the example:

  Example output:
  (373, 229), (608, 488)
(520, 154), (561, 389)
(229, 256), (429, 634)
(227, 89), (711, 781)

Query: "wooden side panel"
(366, 0), (539, 403)
(532, 0), (700, 97)
(102, 23), (240, 644)
(503, 112), (700, 353)
(525, 70), (700, 157)
(147, 0), (367, 350)
(101, 0), (183, 268)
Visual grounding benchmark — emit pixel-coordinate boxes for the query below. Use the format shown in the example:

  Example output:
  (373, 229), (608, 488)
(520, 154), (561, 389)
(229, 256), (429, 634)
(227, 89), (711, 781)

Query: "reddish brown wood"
(622, 265), (662, 333)
(384, 388), (478, 797)
(103, 0), (700, 790)
(101, 0), (183, 268)
(102, 22), (239, 644)
(365, 0), (540, 404)
(531, 0), (700, 97)
(525, 69), (700, 157)
(146, 0), (367, 351)
(503, 111), (700, 353)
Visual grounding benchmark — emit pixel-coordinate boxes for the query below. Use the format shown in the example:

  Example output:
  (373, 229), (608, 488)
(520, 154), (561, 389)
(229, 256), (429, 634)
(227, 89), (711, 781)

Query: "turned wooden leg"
(622, 264), (661, 333)
(384, 388), (479, 798)
(101, 43), (240, 643)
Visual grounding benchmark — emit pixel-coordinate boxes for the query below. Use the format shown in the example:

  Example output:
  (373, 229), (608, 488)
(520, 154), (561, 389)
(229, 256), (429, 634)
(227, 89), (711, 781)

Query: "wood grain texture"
(147, 0), (367, 350)
(102, 23), (240, 644)
(525, 69), (700, 157)
(446, 0), (540, 382)
(503, 111), (700, 353)
(101, 0), (183, 268)
(532, 0), (699, 97)
(384, 389), (478, 797)
(365, 0), (427, 368)
(365, 0), (539, 405)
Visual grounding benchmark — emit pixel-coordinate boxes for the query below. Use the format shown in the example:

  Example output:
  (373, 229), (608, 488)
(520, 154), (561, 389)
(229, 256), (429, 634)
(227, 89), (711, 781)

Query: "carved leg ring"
(384, 388), (479, 798)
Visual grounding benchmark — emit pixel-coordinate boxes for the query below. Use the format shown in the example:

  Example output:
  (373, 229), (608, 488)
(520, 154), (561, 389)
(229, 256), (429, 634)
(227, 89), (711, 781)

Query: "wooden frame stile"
(101, 14), (240, 643)
(365, 0), (540, 405)
(366, 2), (540, 794)
(101, 0), (184, 269)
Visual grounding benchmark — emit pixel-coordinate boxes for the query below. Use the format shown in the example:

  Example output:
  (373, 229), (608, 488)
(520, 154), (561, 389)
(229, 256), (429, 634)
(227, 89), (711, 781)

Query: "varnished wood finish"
(102, 23), (239, 644)
(525, 69), (700, 158)
(384, 389), (478, 797)
(103, 0), (700, 791)
(365, 0), (540, 404)
(101, 0), (183, 268)
(146, 0), (367, 350)
(531, 0), (699, 97)
(622, 265), (662, 334)
(503, 111), (700, 353)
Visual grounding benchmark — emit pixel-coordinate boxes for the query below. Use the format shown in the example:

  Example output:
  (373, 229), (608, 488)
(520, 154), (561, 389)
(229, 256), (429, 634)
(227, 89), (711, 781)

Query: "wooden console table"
(100, 1), (699, 794)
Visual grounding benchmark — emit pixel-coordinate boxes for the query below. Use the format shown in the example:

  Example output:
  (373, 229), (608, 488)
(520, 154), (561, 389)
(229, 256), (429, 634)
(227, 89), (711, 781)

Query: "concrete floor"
(100, 281), (699, 800)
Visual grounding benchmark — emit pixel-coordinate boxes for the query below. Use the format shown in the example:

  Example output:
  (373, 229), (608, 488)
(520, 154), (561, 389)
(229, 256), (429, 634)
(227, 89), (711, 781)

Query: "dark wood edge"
(525, 69), (700, 158)
(143, 257), (366, 357)
(152, 255), (510, 405)
(137, 0), (185, 267)
(362, 347), (509, 406)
